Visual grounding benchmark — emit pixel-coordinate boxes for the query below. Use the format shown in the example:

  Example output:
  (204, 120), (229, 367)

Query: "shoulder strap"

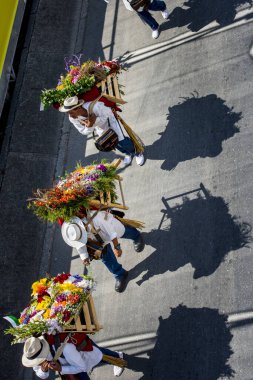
(53, 333), (72, 362)
(88, 94), (103, 117)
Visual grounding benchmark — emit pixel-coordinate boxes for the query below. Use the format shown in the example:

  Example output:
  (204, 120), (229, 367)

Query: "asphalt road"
(1, 0), (253, 379)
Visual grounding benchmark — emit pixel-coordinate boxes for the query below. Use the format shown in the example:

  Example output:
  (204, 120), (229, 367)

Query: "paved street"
(1, 0), (253, 379)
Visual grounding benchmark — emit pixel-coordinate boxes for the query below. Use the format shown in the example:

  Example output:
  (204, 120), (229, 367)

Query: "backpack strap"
(87, 95), (103, 118)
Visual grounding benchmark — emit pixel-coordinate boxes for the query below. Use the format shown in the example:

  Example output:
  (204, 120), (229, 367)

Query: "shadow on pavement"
(145, 93), (241, 171)
(126, 305), (234, 379)
(130, 186), (251, 284)
(161, 0), (252, 32)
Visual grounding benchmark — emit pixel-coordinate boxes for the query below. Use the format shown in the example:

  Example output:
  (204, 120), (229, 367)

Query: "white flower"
(29, 311), (44, 322)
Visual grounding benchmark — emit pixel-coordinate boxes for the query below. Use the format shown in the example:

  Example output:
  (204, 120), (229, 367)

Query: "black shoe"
(115, 271), (128, 293)
(133, 234), (145, 252)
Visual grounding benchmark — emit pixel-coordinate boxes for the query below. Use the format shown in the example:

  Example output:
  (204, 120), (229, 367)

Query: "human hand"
(48, 361), (62, 372)
(83, 258), (90, 266)
(114, 248), (123, 257)
(40, 361), (50, 372)
(83, 113), (96, 128)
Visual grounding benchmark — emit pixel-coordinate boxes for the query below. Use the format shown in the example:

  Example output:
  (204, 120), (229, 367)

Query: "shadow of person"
(162, 0), (252, 32)
(130, 194), (251, 285)
(137, 305), (234, 379)
(145, 93), (241, 171)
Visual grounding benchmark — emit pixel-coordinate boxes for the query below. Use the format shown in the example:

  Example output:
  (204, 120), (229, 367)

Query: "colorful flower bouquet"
(41, 55), (122, 109)
(28, 161), (118, 223)
(5, 273), (96, 344)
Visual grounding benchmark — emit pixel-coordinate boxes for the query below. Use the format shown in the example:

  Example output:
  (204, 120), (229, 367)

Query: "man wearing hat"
(22, 335), (126, 378)
(61, 211), (145, 293)
(59, 96), (145, 166)
(122, 0), (170, 39)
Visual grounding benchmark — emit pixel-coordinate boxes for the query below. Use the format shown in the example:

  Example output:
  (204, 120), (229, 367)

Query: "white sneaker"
(113, 352), (124, 377)
(123, 155), (132, 165)
(250, 44), (253, 58)
(152, 29), (159, 39)
(161, 8), (170, 19)
(135, 154), (145, 166)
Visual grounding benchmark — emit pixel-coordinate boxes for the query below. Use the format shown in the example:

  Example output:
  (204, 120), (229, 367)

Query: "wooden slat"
(118, 179), (126, 207)
(75, 315), (83, 330)
(112, 75), (120, 99)
(106, 191), (111, 204)
(89, 296), (100, 330)
(100, 191), (105, 204)
(106, 75), (113, 96)
(83, 302), (93, 331)
(102, 93), (127, 105)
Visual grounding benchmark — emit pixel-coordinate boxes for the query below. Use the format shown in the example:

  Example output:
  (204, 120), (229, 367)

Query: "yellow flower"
(57, 283), (82, 293)
(56, 84), (64, 90)
(35, 297), (52, 311)
(31, 278), (49, 295)
(43, 309), (51, 319)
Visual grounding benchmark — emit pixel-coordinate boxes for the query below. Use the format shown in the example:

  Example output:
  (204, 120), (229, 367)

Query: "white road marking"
(119, 7), (253, 65)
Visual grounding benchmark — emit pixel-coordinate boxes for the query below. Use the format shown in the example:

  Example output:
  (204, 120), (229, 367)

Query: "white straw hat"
(61, 217), (88, 249)
(59, 96), (84, 112)
(22, 337), (50, 367)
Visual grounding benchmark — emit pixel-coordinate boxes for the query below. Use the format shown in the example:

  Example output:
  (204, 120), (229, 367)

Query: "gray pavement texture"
(1, 0), (253, 380)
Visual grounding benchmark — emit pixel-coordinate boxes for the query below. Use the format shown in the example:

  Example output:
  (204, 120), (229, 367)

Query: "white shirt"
(122, 0), (146, 12)
(78, 211), (126, 260)
(122, 0), (134, 11)
(69, 101), (125, 141)
(33, 343), (102, 378)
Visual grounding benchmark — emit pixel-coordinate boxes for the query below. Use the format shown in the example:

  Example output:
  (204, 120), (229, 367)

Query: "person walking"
(59, 96), (145, 166)
(61, 210), (145, 293)
(22, 334), (127, 379)
(122, 0), (170, 39)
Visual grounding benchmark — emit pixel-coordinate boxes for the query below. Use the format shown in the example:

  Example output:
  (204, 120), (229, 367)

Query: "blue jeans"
(101, 226), (141, 279)
(101, 244), (125, 280)
(92, 340), (120, 361)
(122, 225), (141, 241)
(116, 136), (135, 156)
(138, 0), (166, 30)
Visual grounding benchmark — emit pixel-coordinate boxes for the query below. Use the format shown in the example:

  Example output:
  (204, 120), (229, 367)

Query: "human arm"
(69, 116), (92, 135)
(33, 364), (49, 379)
(77, 246), (90, 265)
(112, 237), (122, 257)
(57, 344), (91, 374)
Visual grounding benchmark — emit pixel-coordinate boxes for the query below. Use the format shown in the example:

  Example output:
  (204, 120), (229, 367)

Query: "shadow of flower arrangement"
(145, 93), (241, 171)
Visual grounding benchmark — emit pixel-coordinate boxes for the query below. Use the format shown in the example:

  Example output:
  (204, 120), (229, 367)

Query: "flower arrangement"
(41, 55), (122, 109)
(28, 161), (118, 223)
(5, 273), (96, 344)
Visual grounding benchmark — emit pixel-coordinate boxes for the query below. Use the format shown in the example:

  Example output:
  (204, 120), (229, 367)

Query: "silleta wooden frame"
(97, 72), (127, 105)
(63, 295), (102, 334)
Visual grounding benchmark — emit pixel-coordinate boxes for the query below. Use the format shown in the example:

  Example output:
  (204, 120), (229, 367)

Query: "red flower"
(37, 292), (49, 303)
(53, 273), (71, 284)
(62, 310), (71, 322)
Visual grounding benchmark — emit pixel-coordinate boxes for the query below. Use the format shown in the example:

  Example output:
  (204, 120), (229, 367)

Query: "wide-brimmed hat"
(61, 217), (88, 249)
(59, 96), (84, 112)
(22, 336), (50, 367)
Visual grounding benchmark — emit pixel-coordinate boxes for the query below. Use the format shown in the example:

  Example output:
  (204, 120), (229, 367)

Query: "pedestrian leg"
(122, 225), (145, 252)
(101, 244), (126, 279)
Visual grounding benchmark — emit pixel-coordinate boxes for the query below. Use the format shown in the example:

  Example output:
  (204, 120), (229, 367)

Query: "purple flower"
(52, 306), (63, 314)
(23, 316), (30, 325)
(96, 164), (107, 172)
(55, 294), (67, 302)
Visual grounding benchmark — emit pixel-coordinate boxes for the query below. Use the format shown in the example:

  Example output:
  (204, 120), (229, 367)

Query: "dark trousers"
(138, 0), (166, 30)
(101, 226), (141, 279)
(116, 136), (136, 156)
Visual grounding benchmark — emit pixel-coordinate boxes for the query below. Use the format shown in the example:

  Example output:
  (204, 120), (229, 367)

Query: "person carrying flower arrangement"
(59, 95), (145, 166)
(21, 333), (127, 378)
(61, 210), (145, 293)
